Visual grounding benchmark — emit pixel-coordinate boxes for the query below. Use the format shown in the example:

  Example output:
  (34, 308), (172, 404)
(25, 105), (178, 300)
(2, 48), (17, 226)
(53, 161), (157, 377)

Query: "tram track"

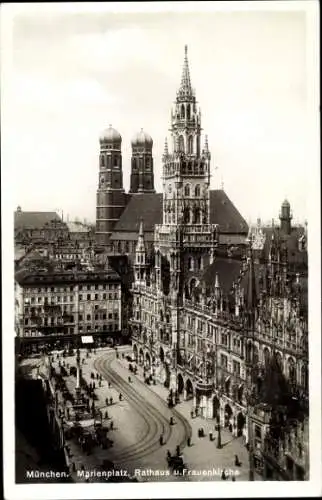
(94, 351), (192, 467)
(95, 354), (169, 463)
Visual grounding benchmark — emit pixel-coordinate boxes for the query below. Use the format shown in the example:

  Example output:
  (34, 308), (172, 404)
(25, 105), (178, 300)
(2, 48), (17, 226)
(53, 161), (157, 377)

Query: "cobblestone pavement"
(47, 346), (260, 482)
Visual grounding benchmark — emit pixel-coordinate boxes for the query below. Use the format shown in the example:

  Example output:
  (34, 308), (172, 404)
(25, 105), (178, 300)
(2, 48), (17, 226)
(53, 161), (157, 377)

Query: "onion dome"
(131, 128), (153, 148)
(99, 124), (122, 144)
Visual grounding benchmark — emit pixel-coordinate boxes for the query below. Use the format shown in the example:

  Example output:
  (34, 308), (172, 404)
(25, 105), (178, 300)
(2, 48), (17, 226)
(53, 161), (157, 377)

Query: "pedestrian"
(119, 393), (122, 401)
(108, 382), (111, 388)
(231, 474), (236, 482)
(190, 409), (194, 419)
(110, 397), (113, 405)
(93, 382), (95, 389)
(104, 411), (108, 419)
(187, 437), (191, 447)
(128, 376), (132, 383)
(99, 380), (102, 387)
(166, 450), (171, 460)
(159, 435), (164, 446)
(234, 454), (241, 467)
(176, 445), (180, 457)
(229, 423), (233, 433)
(110, 421), (114, 430)
(170, 416), (174, 426)
(105, 397), (109, 406)
(221, 469), (227, 480)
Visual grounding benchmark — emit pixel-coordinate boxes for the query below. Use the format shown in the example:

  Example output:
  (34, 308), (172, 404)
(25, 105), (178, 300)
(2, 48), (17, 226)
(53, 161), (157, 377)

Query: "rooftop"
(15, 210), (64, 231)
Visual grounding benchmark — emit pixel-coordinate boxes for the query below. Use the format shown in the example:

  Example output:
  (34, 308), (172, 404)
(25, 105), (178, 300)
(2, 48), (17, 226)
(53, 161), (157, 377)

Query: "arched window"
(100, 155), (105, 167)
(188, 257), (192, 270)
(181, 104), (185, 119)
(187, 104), (191, 120)
(183, 206), (190, 224)
(301, 364), (308, 389)
(178, 135), (184, 152)
(195, 184), (200, 197)
(188, 135), (193, 154)
(184, 184), (190, 197)
(194, 207), (200, 224)
(288, 357), (296, 385)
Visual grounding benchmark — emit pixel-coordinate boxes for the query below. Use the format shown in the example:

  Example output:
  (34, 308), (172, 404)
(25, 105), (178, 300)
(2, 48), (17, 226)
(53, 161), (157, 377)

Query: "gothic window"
(288, 357), (296, 385)
(263, 347), (270, 367)
(184, 184), (190, 197)
(114, 157), (118, 167)
(275, 351), (283, 369)
(183, 206), (190, 224)
(181, 104), (185, 119)
(253, 344), (259, 365)
(195, 184), (201, 197)
(301, 364), (308, 389)
(188, 135), (193, 154)
(100, 155), (105, 167)
(193, 207), (201, 224)
(187, 104), (191, 120)
(178, 135), (184, 152)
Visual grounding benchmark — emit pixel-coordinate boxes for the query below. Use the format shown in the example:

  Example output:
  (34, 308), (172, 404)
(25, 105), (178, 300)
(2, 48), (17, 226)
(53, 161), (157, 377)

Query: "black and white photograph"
(2, 1), (321, 499)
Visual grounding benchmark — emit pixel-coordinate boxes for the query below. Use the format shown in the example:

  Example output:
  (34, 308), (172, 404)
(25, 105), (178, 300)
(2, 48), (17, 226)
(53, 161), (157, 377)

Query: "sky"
(2, 2), (319, 225)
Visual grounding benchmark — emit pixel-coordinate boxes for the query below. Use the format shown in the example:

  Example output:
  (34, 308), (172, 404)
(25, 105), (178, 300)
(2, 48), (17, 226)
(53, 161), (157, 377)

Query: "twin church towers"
(96, 45), (210, 247)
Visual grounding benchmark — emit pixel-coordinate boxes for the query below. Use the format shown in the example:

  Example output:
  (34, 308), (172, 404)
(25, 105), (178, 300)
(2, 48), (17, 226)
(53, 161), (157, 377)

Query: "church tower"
(154, 46), (218, 371)
(95, 125), (126, 247)
(279, 199), (292, 235)
(130, 129), (155, 193)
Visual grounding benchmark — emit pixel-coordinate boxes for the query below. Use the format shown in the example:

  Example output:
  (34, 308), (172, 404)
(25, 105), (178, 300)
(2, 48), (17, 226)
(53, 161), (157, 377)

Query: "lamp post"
(216, 414), (222, 449)
(247, 396), (255, 481)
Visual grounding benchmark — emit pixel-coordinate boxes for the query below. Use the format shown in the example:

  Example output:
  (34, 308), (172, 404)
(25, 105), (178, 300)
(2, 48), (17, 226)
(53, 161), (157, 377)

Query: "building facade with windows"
(15, 268), (122, 339)
(129, 46), (308, 463)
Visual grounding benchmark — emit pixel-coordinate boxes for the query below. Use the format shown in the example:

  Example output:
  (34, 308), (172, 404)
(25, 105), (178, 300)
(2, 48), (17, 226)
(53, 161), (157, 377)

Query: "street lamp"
(216, 414), (222, 449)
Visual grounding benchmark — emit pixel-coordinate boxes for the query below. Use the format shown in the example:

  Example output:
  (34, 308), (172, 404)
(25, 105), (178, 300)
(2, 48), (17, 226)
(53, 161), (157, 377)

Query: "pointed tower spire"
(179, 45), (192, 93)
(136, 218), (145, 252)
(246, 247), (257, 329)
(164, 137), (168, 155)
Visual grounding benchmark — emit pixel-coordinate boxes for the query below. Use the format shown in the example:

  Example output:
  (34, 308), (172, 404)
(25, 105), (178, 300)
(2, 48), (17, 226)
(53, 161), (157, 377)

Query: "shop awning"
(81, 335), (94, 344)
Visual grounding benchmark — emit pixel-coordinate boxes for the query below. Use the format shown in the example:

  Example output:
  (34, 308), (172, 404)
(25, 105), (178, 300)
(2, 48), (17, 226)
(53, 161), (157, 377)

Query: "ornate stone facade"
(129, 47), (308, 456)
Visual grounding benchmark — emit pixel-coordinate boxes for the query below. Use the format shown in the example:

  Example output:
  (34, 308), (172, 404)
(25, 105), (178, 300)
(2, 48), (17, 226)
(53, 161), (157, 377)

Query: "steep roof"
(111, 189), (248, 238)
(202, 258), (243, 293)
(262, 226), (307, 267)
(14, 211), (62, 231)
(112, 193), (163, 234)
(209, 190), (248, 234)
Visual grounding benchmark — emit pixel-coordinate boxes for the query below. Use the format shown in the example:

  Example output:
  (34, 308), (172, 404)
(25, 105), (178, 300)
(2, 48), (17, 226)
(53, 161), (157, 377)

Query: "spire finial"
(164, 137), (168, 155)
(139, 218), (144, 237)
(180, 44), (192, 93)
